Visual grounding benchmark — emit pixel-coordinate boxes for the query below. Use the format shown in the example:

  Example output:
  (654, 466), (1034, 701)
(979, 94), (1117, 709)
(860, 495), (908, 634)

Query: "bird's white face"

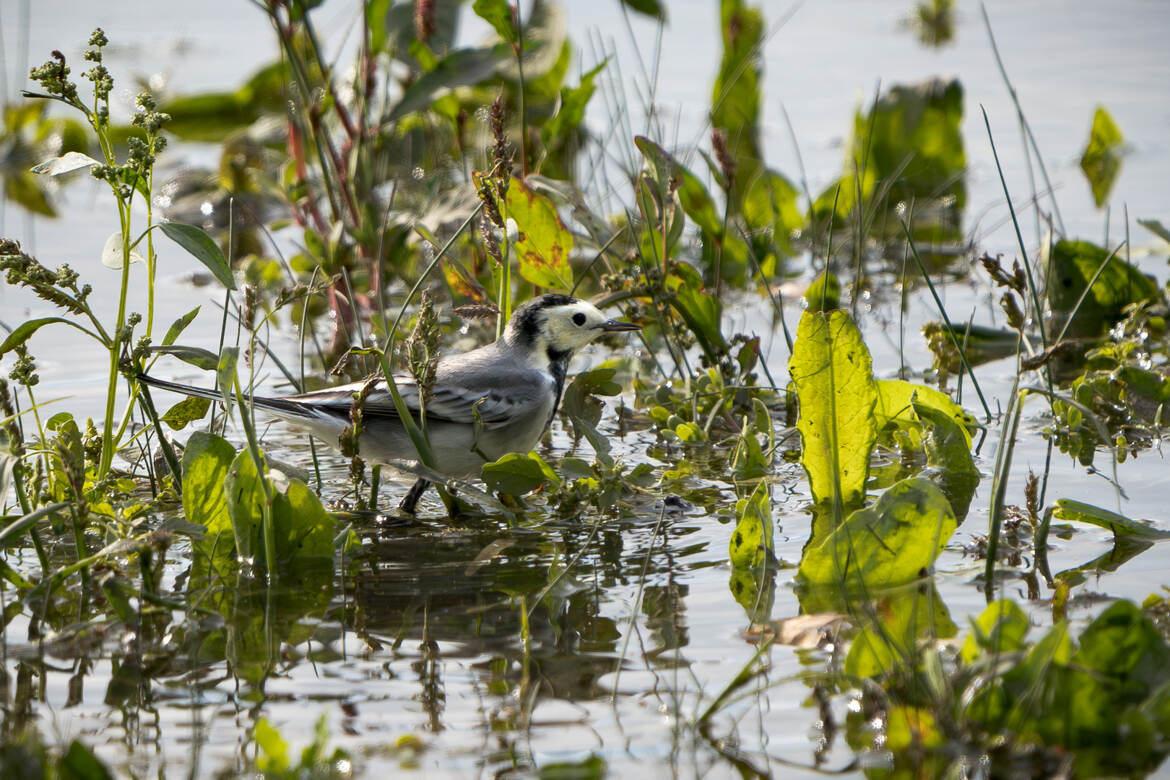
(540, 300), (635, 352)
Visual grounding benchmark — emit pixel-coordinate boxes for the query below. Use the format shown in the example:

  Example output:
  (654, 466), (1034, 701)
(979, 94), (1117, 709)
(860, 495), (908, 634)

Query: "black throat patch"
(546, 346), (572, 423)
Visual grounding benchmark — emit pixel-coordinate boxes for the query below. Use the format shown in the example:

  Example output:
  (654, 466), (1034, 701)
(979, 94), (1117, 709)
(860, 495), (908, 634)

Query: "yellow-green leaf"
(506, 177), (573, 290)
(729, 480), (773, 568)
(798, 477), (956, 589)
(1079, 106), (1124, 208)
(789, 309), (878, 509)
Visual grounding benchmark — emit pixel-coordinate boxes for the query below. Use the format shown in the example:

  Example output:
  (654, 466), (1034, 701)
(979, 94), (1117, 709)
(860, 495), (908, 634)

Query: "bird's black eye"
(572, 312), (587, 326)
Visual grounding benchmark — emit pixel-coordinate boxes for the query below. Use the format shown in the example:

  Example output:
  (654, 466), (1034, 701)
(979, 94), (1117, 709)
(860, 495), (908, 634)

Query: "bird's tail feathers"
(136, 374), (327, 422)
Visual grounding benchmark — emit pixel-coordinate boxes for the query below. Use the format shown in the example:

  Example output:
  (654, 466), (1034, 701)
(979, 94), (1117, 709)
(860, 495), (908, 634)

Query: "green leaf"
(147, 345), (220, 371)
(57, 740), (114, 780)
(225, 448), (266, 565)
(668, 262), (727, 361)
(876, 379), (976, 449)
(789, 309), (878, 509)
(712, 0), (764, 205)
(539, 754), (607, 780)
(163, 306), (200, 346)
(270, 474), (336, 562)
(914, 399), (980, 522)
(1138, 218), (1170, 245)
(618, 0), (664, 19)
(729, 480), (773, 568)
(182, 432), (235, 556)
(1080, 106), (1125, 208)
(387, 44), (510, 121)
(802, 271), (840, 312)
(254, 718), (290, 773)
(159, 222), (235, 290)
(482, 451), (560, 496)
(541, 60), (606, 154)
(842, 584), (957, 677)
(1045, 238), (1158, 338)
(217, 347), (239, 416)
(0, 317), (75, 355)
(1053, 500), (1170, 540)
(472, 0), (517, 44)
(960, 599), (1030, 664)
(160, 396), (211, 431)
(506, 177), (574, 290)
(798, 477), (956, 589)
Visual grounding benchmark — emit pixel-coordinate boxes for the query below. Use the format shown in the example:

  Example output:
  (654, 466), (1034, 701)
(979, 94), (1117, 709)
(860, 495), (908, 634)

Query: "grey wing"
(293, 370), (551, 429)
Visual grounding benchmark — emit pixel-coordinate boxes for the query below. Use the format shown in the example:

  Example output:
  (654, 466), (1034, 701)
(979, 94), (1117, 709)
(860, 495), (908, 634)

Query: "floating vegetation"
(1, 1), (1169, 777)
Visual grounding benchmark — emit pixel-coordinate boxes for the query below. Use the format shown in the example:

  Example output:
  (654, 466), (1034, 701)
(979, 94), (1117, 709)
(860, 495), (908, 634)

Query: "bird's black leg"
(399, 478), (431, 514)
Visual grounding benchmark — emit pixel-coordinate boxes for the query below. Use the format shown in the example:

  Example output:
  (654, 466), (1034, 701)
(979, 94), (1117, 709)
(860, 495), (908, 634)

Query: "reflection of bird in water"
(140, 294), (639, 512)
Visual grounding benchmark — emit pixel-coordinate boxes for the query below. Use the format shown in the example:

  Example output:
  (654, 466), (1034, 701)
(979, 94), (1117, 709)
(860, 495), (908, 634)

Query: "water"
(2, 1), (1169, 776)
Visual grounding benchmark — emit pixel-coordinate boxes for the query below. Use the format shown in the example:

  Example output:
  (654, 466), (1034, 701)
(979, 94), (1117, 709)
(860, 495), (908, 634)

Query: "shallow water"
(2, 1), (1170, 776)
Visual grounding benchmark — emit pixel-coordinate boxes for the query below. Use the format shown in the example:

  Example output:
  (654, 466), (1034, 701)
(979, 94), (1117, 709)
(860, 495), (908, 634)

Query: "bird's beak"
(598, 319), (641, 332)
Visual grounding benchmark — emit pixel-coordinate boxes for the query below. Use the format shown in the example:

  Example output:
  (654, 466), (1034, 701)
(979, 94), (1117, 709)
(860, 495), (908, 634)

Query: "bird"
(139, 294), (640, 513)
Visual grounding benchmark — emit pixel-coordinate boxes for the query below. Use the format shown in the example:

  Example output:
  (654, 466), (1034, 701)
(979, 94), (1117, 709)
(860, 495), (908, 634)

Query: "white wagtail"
(140, 294), (640, 512)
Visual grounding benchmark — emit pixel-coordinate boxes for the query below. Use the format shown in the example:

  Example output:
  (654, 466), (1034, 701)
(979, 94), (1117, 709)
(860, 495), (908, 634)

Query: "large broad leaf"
(875, 379), (976, 448)
(812, 78), (964, 237)
(1080, 106), (1124, 208)
(1045, 239), (1158, 338)
(789, 309), (878, 509)
(270, 474), (335, 561)
(225, 449), (267, 566)
(159, 222), (235, 290)
(798, 477), (956, 589)
(182, 432), (236, 569)
(506, 177), (574, 290)
(729, 480), (773, 569)
(482, 451), (560, 496)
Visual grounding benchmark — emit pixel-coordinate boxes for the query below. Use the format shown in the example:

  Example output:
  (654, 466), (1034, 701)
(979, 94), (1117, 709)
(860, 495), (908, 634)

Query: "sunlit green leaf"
(506, 177), (574, 290)
(482, 451), (560, 496)
(181, 431), (235, 560)
(798, 477), (956, 588)
(160, 396), (211, 431)
(473, 0), (517, 44)
(1138, 218), (1170, 245)
(254, 718), (290, 773)
(1080, 106), (1124, 208)
(668, 262), (727, 362)
(914, 399), (980, 522)
(802, 271), (840, 312)
(729, 480), (773, 568)
(163, 306), (201, 347)
(789, 309), (878, 509)
(960, 599), (1030, 664)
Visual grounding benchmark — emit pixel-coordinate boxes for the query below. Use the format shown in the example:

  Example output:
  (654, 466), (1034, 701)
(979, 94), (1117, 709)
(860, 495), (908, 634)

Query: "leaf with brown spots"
(505, 177), (574, 290)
